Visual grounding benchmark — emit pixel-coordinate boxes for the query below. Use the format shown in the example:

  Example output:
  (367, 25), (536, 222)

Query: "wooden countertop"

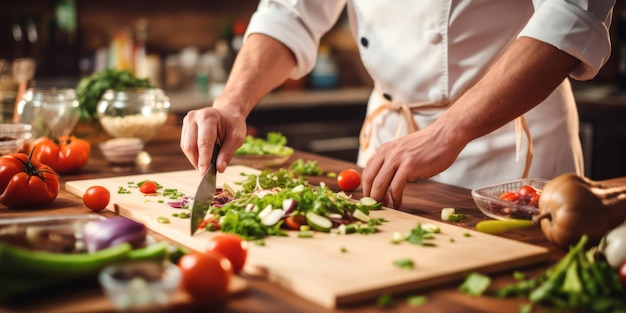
(0, 117), (567, 313)
(167, 86), (372, 113)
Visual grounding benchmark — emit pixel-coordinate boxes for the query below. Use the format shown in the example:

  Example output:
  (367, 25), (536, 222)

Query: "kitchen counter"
(0, 115), (569, 313)
(167, 86), (372, 113)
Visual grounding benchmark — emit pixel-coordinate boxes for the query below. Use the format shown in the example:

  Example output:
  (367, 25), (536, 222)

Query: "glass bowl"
(471, 178), (548, 220)
(16, 88), (80, 138)
(0, 123), (32, 155)
(97, 88), (170, 143)
(99, 260), (181, 311)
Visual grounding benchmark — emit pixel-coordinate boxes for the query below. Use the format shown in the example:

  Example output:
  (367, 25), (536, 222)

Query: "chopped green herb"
(459, 272), (492, 297)
(449, 238), (456, 243)
(177, 211), (190, 219)
(407, 295), (427, 307)
(447, 213), (467, 223)
(340, 246), (347, 253)
(117, 186), (131, 194)
(394, 258), (415, 269)
(156, 216), (170, 224)
(254, 239), (265, 246)
(405, 223), (437, 246)
(513, 271), (526, 280)
(463, 232), (471, 237)
(376, 293), (394, 308)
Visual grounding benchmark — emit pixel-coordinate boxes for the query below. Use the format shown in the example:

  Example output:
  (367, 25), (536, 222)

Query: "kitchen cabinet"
(575, 90), (626, 180)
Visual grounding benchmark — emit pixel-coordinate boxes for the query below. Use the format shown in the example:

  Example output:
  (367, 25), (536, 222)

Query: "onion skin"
(534, 173), (626, 249)
(84, 217), (147, 253)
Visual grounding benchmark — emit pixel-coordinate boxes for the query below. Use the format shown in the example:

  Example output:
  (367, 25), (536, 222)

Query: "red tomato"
(499, 191), (520, 202)
(178, 251), (232, 300)
(284, 214), (307, 230)
(337, 169), (361, 192)
(0, 153), (60, 208)
(82, 186), (110, 211)
(619, 260), (626, 287)
(206, 234), (248, 273)
(30, 136), (91, 174)
(139, 181), (157, 194)
(518, 185), (537, 196)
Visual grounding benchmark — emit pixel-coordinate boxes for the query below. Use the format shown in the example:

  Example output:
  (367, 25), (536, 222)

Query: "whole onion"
(84, 217), (147, 253)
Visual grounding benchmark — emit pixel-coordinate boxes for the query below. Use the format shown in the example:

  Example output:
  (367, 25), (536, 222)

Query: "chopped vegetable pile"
(202, 168), (384, 240)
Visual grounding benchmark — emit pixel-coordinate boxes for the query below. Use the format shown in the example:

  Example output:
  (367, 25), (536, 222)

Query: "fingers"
(180, 112), (200, 170)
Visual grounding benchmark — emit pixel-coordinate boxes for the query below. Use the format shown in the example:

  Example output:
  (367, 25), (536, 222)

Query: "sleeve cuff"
(244, 5), (320, 79)
(518, 0), (612, 80)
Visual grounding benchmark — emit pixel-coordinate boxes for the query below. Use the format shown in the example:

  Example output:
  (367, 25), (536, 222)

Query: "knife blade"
(190, 143), (220, 236)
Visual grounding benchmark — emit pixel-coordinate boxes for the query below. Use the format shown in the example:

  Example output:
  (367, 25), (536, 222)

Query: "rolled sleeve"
(244, 0), (346, 79)
(519, 0), (614, 80)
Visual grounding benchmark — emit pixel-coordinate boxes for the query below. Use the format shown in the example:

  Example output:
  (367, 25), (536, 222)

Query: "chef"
(180, 0), (615, 208)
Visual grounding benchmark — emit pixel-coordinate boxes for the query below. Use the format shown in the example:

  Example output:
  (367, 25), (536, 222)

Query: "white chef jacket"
(245, 0), (615, 189)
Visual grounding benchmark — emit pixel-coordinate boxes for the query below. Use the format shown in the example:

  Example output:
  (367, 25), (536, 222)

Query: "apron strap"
(359, 88), (534, 179)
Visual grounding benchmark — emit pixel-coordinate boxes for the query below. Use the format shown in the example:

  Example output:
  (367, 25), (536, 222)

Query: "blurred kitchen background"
(0, 0), (625, 180)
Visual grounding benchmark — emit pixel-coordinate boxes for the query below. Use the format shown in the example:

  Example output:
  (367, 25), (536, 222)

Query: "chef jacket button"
(360, 37), (369, 48)
(428, 89), (443, 102)
(424, 30), (442, 44)
(383, 93), (392, 101)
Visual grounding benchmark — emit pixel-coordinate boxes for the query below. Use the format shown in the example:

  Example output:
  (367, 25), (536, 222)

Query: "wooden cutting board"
(65, 165), (549, 309)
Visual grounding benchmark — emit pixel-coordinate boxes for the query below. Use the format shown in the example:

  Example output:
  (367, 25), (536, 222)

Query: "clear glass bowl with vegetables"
(471, 178), (548, 220)
(231, 132), (294, 168)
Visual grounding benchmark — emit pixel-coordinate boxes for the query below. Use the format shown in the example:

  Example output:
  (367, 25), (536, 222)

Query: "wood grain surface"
(65, 166), (549, 309)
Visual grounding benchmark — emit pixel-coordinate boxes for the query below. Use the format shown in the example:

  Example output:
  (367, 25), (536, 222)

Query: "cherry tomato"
(499, 191), (520, 202)
(206, 234), (248, 273)
(178, 251), (232, 301)
(337, 169), (361, 192)
(83, 186), (110, 211)
(284, 214), (307, 231)
(518, 185), (537, 196)
(619, 260), (626, 287)
(139, 181), (157, 194)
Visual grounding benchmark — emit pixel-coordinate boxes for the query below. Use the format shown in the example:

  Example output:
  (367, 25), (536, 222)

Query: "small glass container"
(99, 260), (181, 311)
(16, 88), (81, 138)
(97, 89), (170, 143)
(0, 123), (32, 154)
(471, 178), (548, 220)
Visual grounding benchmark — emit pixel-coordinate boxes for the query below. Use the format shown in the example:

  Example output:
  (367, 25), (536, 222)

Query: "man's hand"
(180, 104), (247, 175)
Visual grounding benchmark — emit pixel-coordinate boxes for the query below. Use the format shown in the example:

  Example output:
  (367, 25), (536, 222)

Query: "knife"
(190, 143), (220, 236)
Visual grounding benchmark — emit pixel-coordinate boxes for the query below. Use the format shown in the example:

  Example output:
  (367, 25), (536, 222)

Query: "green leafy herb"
(235, 132), (294, 156)
(491, 235), (626, 312)
(290, 158), (325, 176)
(75, 68), (154, 120)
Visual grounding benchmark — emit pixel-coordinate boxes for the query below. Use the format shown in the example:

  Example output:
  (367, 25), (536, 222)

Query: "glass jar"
(96, 88), (170, 143)
(16, 88), (80, 138)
